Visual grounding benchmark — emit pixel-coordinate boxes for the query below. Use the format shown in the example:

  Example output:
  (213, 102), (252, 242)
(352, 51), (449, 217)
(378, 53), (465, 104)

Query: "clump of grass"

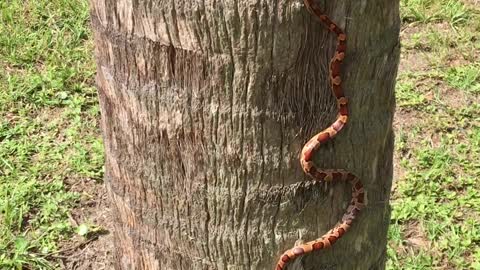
(396, 78), (428, 109)
(446, 64), (480, 94)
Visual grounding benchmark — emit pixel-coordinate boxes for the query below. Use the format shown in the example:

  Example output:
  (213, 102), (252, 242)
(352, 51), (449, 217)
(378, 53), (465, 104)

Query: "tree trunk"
(90, 0), (399, 269)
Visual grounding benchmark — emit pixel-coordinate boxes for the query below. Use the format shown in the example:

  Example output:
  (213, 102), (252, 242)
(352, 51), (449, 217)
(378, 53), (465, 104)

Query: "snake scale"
(274, 1), (365, 269)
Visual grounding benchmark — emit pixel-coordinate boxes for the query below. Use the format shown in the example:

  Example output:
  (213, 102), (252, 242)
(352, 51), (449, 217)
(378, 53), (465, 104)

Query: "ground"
(0, 0), (479, 269)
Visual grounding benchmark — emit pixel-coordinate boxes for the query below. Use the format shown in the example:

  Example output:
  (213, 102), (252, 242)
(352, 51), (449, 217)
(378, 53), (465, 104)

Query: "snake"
(274, 1), (365, 269)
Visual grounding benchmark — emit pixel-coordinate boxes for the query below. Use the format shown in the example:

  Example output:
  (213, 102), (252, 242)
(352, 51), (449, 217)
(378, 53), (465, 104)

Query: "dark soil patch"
(58, 179), (113, 270)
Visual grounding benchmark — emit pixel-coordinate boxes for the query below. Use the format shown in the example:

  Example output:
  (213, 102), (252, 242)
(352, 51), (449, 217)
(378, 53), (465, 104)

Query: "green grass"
(1, 0), (480, 269)
(400, 0), (474, 26)
(0, 0), (103, 269)
(446, 64), (480, 94)
(390, 0), (480, 269)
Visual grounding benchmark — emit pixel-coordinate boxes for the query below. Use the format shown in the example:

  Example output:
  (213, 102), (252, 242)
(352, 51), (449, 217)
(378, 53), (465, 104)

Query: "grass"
(0, 0), (479, 269)
(446, 64), (480, 94)
(0, 0), (103, 269)
(390, 0), (480, 269)
(400, 0), (473, 26)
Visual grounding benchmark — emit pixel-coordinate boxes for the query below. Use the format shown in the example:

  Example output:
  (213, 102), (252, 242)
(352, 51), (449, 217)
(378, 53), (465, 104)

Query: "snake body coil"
(275, 1), (365, 269)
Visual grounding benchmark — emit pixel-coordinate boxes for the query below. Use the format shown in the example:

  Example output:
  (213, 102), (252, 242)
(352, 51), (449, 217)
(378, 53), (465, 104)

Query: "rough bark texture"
(90, 0), (400, 269)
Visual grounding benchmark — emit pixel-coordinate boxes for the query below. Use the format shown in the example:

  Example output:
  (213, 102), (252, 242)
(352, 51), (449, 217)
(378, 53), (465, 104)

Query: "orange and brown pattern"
(275, 1), (365, 269)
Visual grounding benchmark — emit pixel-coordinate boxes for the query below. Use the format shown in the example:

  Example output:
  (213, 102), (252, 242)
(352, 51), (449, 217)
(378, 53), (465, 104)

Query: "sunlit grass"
(0, 0), (103, 268)
(391, 0), (480, 268)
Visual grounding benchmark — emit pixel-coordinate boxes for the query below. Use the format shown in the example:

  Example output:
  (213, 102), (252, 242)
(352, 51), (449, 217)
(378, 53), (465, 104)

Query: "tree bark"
(90, 0), (399, 269)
